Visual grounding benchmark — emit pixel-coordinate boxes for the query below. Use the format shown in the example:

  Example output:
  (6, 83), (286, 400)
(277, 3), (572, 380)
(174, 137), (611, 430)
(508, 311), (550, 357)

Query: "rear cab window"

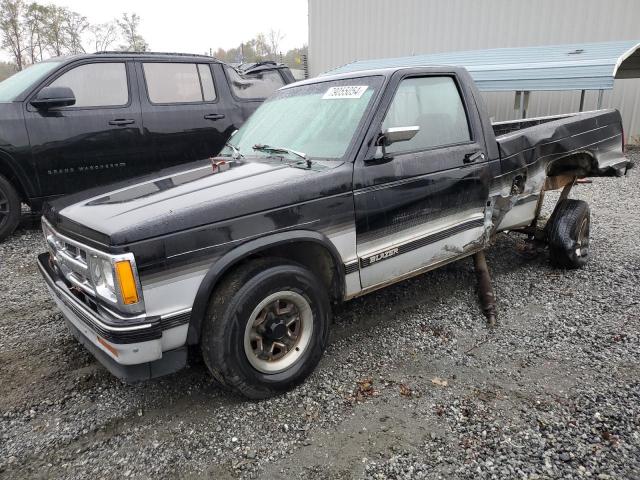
(143, 62), (217, 104)
(224, 66), (285, 100)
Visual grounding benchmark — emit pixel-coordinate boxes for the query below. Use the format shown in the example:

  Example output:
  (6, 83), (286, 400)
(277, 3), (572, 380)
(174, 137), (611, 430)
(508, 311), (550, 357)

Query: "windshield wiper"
(252, 144), (307, 160)
(225, 142), (244, 159)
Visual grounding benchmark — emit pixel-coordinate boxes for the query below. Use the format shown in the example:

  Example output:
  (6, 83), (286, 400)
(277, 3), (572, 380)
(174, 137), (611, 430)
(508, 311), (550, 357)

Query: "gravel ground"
(0, 150), (639, 480)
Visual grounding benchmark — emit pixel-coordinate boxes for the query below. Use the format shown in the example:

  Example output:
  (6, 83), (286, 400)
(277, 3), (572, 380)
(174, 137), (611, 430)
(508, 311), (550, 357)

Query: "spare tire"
(546, 198), (590, 269)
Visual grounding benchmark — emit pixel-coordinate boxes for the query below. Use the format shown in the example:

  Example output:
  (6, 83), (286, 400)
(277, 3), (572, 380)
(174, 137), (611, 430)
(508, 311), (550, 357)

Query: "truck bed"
(492, 109), (629, 177)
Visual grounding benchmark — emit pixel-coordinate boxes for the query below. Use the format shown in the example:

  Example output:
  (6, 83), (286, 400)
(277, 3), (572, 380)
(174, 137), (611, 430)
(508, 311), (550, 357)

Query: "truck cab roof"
(284, 64), (468, 89)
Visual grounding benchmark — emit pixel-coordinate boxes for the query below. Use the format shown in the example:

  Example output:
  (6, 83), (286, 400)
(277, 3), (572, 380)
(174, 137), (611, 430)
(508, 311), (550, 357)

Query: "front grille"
(44, 224), (96, 297)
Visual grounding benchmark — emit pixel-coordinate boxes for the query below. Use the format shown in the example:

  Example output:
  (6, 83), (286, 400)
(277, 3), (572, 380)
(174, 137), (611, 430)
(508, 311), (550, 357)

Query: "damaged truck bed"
(492, 109), (628, 235)
(39, 66), (630, 398)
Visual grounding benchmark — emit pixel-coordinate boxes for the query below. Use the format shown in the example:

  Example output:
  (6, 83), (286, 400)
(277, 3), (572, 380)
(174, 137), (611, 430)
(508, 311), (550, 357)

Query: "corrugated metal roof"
(326, 40), (640, 91)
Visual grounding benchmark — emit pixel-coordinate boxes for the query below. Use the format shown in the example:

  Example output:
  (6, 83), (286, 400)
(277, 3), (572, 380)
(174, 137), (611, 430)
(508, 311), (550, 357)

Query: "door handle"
(204, 113), (225, 121)
(464, 151), (485, 164)
(108, 119), (135, 126)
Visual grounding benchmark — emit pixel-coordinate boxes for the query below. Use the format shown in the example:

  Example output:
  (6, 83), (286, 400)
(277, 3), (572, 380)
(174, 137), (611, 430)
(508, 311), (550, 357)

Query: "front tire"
(0, 174), (21, 242)
(200, 259), (330, 399)
(546, 199), (590, 268)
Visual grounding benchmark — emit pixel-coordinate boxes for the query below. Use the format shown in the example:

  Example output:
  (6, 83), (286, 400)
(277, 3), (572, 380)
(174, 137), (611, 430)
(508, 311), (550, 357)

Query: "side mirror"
(381, 126), (420, 146)
(370, 125), (420, 161)
(30, 86), (76, 109)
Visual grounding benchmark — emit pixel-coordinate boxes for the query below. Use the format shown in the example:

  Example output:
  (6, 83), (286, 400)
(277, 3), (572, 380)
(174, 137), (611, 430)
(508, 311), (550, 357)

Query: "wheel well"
(238, 241), (342, 302)
(0, 157), (27, 202)
(187, 238), (344, 346)
(546, 152), (598, 178)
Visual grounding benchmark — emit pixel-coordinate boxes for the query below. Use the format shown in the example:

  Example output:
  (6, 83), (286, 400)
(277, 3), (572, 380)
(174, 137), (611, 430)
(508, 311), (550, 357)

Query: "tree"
(44, 5), (68, 57)
(0, 4), (143, 63)
(213, 32), (306, 70)
(89, 21), (118, 52)
(117, 13), (147, 52)
(0, 60), (18, 80)
(64, 10), (88, 54)
(253, 33), (270, 59)
(266, 28), (284, 60)
(24, 2), (49, 63)
(282, 45), (308, 70)
(0, 0), (27, 70)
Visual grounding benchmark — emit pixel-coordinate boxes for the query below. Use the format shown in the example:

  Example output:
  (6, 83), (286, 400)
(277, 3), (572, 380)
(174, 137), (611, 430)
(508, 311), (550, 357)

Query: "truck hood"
(45, 158), (352, 246)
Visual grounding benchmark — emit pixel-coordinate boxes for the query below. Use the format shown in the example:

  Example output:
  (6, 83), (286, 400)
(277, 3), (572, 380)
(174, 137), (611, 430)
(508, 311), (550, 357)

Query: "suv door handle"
(108, 119), (135, 126)
(464, 151), (485, 164)
(204, 113), (225, 121)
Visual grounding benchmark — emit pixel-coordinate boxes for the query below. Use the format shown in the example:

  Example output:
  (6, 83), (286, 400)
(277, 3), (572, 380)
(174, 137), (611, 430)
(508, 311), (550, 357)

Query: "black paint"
(0, 53), (294, 209)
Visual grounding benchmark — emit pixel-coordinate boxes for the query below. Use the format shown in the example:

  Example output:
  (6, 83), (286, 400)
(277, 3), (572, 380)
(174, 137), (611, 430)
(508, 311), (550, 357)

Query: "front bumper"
(38, 253), (186, 382)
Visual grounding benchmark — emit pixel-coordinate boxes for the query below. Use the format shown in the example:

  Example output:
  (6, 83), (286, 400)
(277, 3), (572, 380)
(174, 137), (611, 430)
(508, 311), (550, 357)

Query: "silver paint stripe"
(166, 220), (319, 259)
(358, 211), (485, 256)
(359, 217), (484, 268)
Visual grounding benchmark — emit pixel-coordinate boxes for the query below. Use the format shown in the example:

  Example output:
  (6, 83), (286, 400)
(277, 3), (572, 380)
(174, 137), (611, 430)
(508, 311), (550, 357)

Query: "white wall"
(309, 0), (640, 142)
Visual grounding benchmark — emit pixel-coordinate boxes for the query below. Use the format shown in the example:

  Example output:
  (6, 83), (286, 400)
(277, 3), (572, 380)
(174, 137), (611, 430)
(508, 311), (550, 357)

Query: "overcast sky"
(2, 0), (308, 61)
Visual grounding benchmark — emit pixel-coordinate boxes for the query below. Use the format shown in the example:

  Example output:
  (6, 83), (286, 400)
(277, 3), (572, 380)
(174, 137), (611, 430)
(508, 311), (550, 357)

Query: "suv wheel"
(546, 198), (590, 269)
(201, 258), (330, 399)
(0, 174), (21, 242)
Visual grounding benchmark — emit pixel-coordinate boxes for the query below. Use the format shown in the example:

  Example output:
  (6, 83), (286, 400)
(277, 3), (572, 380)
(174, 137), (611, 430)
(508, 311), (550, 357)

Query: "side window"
(49, 63), (128, 108)
(143, 63), (217, 104)
(382, 76), (471, 153)
(225, 66), (285, 99)
(198, 64), (216, 101)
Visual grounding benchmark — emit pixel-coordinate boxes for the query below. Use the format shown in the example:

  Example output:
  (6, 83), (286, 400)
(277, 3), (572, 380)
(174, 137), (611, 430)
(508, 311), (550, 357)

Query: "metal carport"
(327, 40), (640, 118)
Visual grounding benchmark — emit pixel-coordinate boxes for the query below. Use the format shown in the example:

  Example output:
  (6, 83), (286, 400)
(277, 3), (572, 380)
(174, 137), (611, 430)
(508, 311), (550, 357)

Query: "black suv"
(0, 52), (295, 240)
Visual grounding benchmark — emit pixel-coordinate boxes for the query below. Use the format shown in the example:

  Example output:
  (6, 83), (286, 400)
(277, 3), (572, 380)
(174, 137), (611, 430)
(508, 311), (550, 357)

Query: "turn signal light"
(115, 260), (139, 305)
(97, 336), (119, 357)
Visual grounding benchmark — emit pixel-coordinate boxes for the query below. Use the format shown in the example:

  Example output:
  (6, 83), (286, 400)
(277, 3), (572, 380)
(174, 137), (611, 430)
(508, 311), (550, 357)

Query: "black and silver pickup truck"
(38, 66), (630, 399)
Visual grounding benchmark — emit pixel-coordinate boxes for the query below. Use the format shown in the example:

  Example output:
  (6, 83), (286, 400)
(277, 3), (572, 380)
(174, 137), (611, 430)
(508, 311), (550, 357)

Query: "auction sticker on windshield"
(322, 85), (368, 99)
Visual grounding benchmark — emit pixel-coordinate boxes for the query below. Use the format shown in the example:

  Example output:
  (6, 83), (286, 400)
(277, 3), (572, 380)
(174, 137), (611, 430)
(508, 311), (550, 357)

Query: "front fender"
(0, 150), (37, 200)
(187, 229), (345, 345)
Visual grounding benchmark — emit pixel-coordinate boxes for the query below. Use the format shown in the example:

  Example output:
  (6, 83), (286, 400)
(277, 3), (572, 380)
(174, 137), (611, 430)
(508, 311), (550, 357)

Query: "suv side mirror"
(371, 126), (420, 161)
(30, 86), (76, 109)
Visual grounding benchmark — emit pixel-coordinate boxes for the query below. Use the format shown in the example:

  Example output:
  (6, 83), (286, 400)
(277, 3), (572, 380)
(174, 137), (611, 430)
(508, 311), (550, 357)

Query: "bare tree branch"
(89, 21), (118, 52)
(117, 13), (148, 52)
(0, 0), (27, 70)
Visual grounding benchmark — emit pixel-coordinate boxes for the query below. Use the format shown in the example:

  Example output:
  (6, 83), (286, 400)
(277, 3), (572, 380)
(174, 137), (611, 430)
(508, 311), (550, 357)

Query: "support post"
(473, 251), (497, 327)
(579, 89), (585, 112)
(597, 89), (604, 109)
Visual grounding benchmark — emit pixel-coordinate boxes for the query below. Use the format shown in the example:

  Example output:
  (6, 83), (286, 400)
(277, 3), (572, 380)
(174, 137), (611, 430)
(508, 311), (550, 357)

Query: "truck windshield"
(0, 61), (62, 102)
(223, 76), (383, 160)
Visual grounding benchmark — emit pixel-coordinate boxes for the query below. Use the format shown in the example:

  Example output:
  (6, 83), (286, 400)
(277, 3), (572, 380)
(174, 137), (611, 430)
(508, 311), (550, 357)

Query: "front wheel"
(546, 199), (590, 268)
(200, 259), (330, 399)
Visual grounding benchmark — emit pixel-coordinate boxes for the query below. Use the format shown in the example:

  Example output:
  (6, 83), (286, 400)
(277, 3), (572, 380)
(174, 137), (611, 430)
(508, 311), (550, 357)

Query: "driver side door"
(354, 73), (490, 289)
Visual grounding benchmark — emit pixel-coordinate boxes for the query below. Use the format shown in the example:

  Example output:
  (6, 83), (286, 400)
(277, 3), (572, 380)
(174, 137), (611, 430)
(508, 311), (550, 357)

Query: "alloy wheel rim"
(243, 291), (313, 374)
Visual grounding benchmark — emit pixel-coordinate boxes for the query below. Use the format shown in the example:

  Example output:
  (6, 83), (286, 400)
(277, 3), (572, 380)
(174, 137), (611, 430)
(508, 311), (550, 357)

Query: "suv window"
(49, 62), (128, 108)
(143, 63), (216, 104)
(225, 66), (285, 99)
(382, 76), (470, 153)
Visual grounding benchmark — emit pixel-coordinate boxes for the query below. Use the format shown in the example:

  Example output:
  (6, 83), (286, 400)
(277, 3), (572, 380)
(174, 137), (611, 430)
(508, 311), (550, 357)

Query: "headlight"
(89, 256), (140, 307)
(90, 256), (117, 303)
